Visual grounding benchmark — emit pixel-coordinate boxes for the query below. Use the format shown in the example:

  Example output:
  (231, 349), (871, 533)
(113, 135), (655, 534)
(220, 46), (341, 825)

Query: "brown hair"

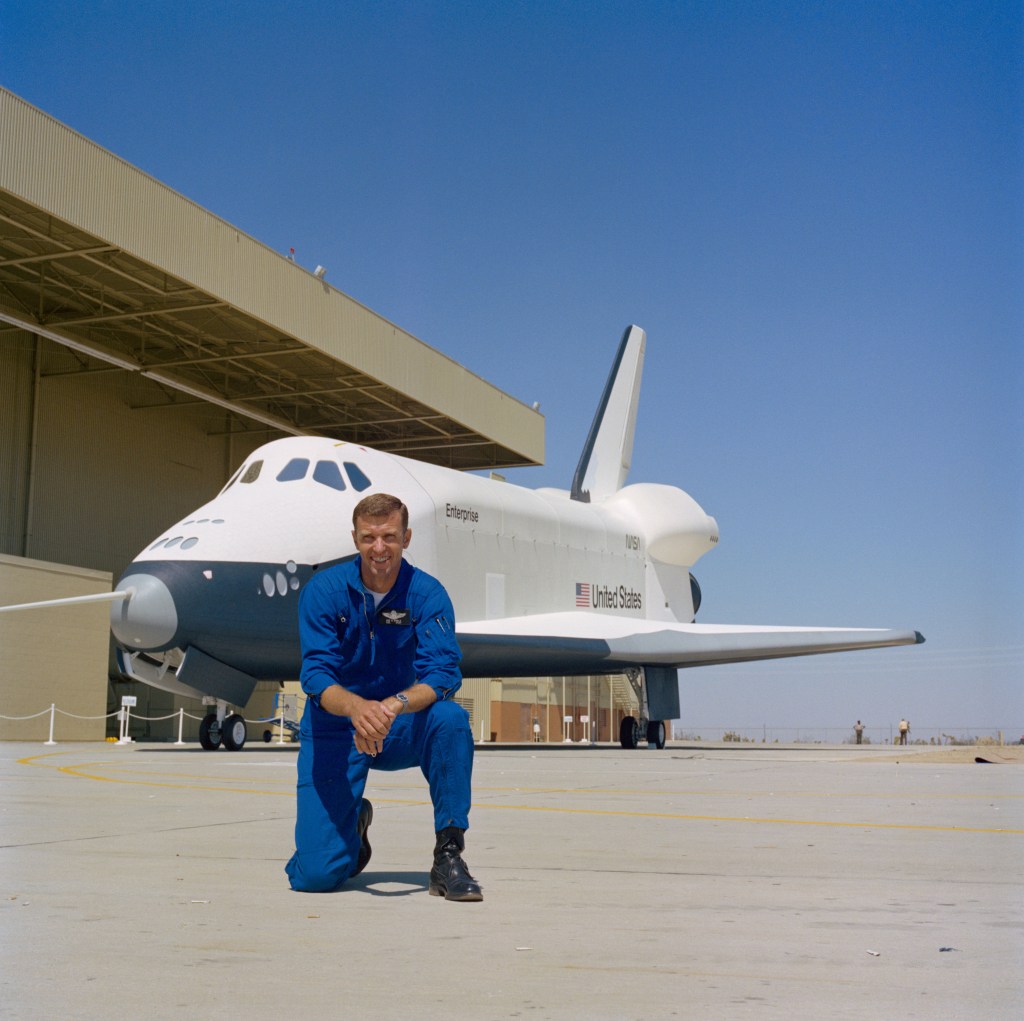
(352, 492), (408, 531)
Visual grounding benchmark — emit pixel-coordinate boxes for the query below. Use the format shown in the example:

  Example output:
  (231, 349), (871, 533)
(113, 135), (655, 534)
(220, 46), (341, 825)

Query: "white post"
(45, 703), (56, 745)
(277, 711), (286, 745)
(175, 707), (186, 745)
(118, 696), (137, 744)
(118, 706), (131, 744)
(587, 675), (592, 743)
(546, 679), (552, 743)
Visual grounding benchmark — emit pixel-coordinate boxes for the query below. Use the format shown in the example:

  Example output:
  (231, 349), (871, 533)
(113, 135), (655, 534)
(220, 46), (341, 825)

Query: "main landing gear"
(618, 716), (667, 750)
(199, 699), (247, 751)
(617, 667), (669, 749)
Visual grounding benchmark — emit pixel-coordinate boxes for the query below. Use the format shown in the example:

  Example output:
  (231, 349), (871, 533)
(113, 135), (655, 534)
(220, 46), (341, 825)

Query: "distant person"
(854, 720), (864, 744)
(285, 492), (482, 901)
(898, 718), (909, 746)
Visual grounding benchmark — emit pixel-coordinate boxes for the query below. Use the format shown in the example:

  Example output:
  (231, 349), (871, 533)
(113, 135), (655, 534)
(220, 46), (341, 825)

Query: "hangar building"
(0, 88), (637, 745)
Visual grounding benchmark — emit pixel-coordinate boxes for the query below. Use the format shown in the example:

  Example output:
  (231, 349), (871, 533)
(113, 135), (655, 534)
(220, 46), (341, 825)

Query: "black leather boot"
(351, 798), (373, 878)
(429, 826), (483, 901)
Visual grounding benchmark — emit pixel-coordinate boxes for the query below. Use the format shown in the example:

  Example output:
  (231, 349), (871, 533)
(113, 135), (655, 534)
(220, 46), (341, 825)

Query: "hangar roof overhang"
(0, 88), (544, 471)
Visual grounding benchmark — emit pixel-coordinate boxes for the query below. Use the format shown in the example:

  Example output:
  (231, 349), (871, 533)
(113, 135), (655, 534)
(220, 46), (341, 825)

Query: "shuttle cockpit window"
(344, 462), (372, 491)
(276, 458), (310, 482)
(312, 460), (346, 491)
(240, 460), (264, 485)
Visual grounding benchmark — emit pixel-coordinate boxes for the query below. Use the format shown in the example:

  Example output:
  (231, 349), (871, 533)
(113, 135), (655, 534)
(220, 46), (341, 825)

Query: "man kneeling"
(285, 492), (481, 901)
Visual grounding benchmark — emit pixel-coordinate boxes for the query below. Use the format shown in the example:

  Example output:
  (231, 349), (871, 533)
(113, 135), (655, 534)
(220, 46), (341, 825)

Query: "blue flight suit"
(286, 557), (473, 892)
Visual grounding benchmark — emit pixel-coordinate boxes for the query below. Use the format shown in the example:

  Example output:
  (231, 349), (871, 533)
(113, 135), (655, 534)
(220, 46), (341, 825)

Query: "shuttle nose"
(110, 573), (179, 650)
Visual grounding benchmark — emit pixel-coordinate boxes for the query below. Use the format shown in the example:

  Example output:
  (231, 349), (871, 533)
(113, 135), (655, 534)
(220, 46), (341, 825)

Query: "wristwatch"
(393, 692), (410, 713)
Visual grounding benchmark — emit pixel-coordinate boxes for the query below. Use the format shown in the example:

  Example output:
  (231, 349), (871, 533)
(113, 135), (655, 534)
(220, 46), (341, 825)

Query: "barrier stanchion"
(117, 695), (137, 744)
(45, 703), (56, 746)
(278, 712), (286, 745)
(175, 707), (186, 745)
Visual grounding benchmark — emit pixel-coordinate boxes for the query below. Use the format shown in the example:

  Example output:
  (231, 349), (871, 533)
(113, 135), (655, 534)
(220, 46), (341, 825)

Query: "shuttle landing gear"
(618, 715), (666, 749)
(618, 668), (671, 749)
(199, 700), (247, 751)
(647, 720), (666, 749)
(619, 716), (641, 749)
(199, 713), (221, 750)
(222, 713), (247, 750)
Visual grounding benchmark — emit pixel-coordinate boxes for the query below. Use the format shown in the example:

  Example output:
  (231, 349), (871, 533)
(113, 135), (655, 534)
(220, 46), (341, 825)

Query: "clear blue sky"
(3, 1), (1021, 738)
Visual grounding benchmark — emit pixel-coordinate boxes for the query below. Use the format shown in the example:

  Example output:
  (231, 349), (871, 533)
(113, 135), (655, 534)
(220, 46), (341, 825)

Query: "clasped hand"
(351, 697), (396, 757)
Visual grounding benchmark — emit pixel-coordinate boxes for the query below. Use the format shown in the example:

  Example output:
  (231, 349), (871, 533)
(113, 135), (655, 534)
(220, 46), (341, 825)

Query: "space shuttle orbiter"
(2, 326), (923, 750)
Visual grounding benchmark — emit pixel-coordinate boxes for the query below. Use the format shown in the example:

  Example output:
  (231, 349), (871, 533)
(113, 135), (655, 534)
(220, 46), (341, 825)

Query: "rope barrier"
(0, 702), (295, 747)
(113, 711), (182, 722)
(53, 708), (121, 720)
(0, 706), (225, 723)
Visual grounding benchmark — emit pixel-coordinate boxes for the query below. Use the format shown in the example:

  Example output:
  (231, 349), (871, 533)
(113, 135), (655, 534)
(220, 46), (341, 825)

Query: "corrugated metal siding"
(0, 555), (110, 740)
(27, 367), (234, 572)
(0, 333), (35, 556)
(0, 88), (543, 462)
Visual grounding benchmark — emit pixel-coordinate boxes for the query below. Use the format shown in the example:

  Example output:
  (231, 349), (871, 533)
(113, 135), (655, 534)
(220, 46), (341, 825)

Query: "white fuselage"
(134, 436), (718, 620)
(117, 435), (720, 681)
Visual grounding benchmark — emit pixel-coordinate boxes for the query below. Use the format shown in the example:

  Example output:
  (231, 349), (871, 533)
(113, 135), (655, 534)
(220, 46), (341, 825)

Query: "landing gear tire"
(619, 715), (640, 749)
(222, 714), (247, 751)
(646, 720), (666, 749)
(263, 729), (273, 743)
(199, 713), (222, 751)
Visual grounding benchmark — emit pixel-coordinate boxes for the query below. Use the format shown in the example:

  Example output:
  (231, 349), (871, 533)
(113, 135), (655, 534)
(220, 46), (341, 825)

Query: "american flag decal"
(575, 582), (590, 607)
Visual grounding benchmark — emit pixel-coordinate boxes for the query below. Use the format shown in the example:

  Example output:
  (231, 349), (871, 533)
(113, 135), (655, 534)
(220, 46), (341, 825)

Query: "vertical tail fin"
(570, 325), (646, 502)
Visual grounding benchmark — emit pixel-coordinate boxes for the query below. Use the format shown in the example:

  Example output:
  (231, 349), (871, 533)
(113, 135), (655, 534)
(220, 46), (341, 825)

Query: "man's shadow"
(348, 869), (429, 897)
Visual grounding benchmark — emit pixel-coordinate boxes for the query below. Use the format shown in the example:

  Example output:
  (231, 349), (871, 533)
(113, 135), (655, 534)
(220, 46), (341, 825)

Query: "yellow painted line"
(477, 801), (1024, 834)
(19, 754), (1022, 801)
(18, 751), (72, 767)
(471, 784), (1024, 801)
(66, 766), (294, 786)
(16, 753), (1023, 834)
(54, 762), (293, 795)
(18, 753), (427, 803)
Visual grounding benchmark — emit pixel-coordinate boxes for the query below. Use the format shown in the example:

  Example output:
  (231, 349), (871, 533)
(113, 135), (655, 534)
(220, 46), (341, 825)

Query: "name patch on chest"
(378, 608), (411, 626)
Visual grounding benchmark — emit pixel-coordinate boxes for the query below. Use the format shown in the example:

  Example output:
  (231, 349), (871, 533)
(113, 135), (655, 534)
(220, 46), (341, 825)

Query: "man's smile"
(352, 509), (412, 593)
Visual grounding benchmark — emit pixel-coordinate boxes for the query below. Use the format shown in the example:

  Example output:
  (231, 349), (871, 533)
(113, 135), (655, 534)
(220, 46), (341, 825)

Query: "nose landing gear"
(199, 700), (247, 750)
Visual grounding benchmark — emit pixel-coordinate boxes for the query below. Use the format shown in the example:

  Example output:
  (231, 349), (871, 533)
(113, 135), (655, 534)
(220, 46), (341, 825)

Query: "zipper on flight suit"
(361, 584), (400, 664)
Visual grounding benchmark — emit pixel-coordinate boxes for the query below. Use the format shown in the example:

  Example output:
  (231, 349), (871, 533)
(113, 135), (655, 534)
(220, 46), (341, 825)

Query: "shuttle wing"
(456, 612), (924, 677)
